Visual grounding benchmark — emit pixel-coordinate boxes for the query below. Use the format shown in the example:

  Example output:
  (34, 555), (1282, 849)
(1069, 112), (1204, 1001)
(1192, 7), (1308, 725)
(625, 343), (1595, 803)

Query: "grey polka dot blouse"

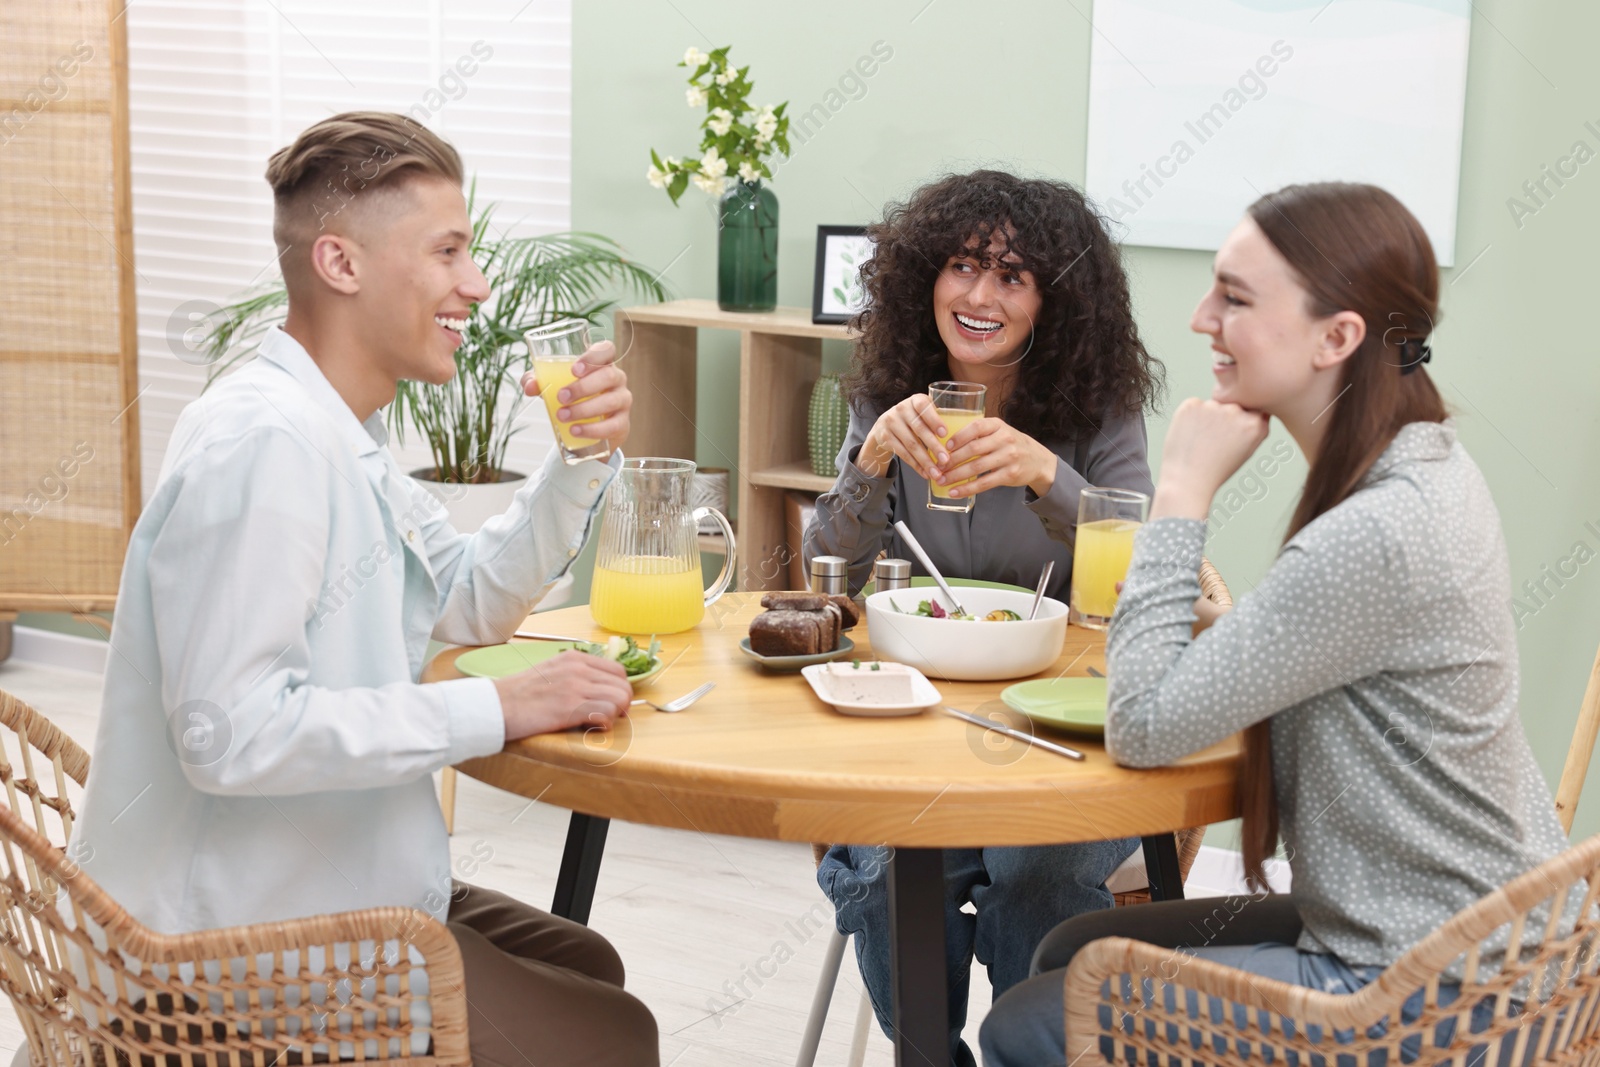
(1106, 421), (1570, 969)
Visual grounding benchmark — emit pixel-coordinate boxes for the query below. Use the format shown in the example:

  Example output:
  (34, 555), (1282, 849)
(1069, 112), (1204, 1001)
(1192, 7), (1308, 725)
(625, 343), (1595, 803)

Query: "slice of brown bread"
(760, 591), (830, 612)
(749, 609), (833, 656)
(822, 602), (842, 649)
(827, 595), (860, 630)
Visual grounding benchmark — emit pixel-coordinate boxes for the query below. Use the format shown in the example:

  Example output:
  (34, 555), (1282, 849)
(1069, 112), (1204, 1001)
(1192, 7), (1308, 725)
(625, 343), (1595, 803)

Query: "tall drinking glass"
(523, 319), (611, 465)
(1069, 487), (1149, 630)
(926, 380), (986, 513)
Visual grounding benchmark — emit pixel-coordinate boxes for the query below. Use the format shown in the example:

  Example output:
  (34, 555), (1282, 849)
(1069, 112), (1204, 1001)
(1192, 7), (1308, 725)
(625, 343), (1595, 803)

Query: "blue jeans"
(818, 838), (1138, 1067)
(980, 896), (1536, 1067)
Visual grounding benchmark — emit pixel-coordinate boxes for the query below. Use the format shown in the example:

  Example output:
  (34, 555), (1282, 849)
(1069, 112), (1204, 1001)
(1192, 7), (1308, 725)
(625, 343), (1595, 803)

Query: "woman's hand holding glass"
(931, 418), (1058, 499)
(518, 339), (633, 453)
(859, 394), (952, 480)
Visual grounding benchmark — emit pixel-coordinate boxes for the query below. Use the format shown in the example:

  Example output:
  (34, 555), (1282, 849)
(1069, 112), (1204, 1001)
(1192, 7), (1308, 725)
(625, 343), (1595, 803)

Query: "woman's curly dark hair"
(844, 170), (1163, 442)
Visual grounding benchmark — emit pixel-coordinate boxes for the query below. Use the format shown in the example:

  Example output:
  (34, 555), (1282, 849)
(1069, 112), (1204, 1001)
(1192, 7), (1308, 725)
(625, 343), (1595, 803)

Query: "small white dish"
(799, 662), (941, 718)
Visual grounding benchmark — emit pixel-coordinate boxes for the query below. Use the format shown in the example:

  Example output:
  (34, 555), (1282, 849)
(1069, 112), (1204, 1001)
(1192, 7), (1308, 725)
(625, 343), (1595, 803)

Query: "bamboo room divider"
(0, 0), (141, 647)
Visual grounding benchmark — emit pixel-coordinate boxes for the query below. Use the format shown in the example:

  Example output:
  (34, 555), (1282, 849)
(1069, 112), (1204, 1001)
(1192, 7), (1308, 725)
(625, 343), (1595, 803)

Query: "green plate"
(455, 641), (666, 688)
(1000, 677), (1108, 736)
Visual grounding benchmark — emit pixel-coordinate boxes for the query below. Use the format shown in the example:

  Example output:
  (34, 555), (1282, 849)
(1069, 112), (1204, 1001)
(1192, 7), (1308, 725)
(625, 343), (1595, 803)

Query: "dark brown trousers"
(447, 882), (658, 1067)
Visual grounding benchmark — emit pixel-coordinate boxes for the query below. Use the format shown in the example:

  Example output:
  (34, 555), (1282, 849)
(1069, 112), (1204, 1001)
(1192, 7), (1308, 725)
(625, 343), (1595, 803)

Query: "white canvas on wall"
(1085, 0), (1471, 264)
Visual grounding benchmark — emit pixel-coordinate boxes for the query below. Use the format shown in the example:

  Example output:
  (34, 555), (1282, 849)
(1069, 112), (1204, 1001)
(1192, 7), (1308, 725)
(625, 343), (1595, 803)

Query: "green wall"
(573, 0), (1600, 847)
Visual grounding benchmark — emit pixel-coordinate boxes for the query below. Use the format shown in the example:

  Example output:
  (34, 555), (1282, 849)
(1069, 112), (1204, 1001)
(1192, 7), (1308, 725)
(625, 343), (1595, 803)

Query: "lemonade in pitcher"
(590, 555), (707, 634)
(588, 458), (736, 635)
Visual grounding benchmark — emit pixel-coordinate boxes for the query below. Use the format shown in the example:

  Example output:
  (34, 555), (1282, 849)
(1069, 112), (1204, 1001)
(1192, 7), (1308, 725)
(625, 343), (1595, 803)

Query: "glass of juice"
(522, 318), (611, 465)
(926, 380), (986, 513)
(1069, 487), (1149, 630)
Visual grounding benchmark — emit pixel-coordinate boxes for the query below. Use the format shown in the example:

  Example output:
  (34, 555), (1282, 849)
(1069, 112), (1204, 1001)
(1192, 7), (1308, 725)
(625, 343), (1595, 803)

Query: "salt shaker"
(873, 558), (912, 593)
(809, 555), (849, 596)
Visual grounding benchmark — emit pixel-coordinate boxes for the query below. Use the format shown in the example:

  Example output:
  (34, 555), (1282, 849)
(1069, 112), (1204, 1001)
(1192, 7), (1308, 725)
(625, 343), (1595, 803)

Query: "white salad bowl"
(864, 587), (1069, 681)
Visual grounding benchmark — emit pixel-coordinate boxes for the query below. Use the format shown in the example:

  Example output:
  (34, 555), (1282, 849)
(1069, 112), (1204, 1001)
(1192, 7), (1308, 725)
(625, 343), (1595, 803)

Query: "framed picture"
(812, 225), (874, 325)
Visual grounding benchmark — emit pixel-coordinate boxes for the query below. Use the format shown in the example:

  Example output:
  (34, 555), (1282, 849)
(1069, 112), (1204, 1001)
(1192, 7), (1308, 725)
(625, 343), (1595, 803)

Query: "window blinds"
(126, 0), (571, 498)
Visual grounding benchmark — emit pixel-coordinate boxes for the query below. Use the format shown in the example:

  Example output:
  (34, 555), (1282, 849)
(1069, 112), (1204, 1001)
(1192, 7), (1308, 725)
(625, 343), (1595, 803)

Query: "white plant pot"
(412, 468), (527, 533)
(410, 468), (574, 612)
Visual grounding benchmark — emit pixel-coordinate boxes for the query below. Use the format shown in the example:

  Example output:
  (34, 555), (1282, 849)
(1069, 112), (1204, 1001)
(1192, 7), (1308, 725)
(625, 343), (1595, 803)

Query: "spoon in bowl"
(893, 521), (967, 617)
(1027, 560), (1056, 621)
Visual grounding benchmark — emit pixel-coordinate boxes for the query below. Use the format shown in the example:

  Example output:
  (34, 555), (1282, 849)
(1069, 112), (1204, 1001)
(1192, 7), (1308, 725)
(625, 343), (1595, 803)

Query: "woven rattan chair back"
(1068, 832), (1600, 1067)
(0, 689), (90, 859)
(0, 689), (471, 1067)
(1554, 641), (1600, 834)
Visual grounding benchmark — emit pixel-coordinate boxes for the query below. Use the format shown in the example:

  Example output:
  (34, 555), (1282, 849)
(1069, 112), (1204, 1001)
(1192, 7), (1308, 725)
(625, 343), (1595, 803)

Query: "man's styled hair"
(265, 111), (464, 264)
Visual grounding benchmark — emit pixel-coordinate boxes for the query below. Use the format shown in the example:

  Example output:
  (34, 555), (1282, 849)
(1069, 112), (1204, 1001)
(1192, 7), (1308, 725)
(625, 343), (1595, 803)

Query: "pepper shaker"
(872, 558), (912, 593)
(809, 555), (848, 596)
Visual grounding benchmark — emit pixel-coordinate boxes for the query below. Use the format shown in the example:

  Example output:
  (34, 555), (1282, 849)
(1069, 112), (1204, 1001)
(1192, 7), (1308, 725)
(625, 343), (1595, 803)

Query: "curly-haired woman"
(802, 170), (1164, 1066)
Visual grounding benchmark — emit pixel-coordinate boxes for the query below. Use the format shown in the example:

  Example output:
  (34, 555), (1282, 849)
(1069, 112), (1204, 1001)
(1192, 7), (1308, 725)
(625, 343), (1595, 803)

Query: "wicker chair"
(795, 560), (1236, 1066)
(0, 688), (471, 1067)
(1063, 635), (1600, 1066)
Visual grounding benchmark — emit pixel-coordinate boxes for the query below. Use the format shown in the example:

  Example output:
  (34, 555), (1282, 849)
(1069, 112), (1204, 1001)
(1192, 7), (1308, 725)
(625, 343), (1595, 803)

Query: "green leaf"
(667, 170), (689, 204)
(650, 148), (665, 170)
(832, 287), (846, 302)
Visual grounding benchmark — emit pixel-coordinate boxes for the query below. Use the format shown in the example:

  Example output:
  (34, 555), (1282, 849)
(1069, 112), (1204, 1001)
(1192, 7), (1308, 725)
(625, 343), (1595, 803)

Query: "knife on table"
(943, 706), (1086, 761)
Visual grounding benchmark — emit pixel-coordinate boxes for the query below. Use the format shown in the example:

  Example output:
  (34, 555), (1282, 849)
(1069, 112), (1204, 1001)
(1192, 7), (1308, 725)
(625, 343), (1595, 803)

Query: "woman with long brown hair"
(804, 169), (1164, 1067)
(980, 182), (1570, 1065)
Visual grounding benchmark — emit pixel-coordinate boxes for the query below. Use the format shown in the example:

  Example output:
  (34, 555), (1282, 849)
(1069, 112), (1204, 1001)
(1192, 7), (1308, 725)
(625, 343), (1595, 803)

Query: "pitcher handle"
(694, 507), (737, 606)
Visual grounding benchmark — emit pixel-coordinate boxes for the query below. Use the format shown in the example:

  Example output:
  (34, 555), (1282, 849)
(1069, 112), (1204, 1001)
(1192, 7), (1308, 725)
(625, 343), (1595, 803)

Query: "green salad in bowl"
(897, 599), (1022, 622)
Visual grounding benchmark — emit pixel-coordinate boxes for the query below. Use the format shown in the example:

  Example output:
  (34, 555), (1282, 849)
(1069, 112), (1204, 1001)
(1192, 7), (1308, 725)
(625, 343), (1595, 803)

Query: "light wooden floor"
(0, 658), (998, 1066)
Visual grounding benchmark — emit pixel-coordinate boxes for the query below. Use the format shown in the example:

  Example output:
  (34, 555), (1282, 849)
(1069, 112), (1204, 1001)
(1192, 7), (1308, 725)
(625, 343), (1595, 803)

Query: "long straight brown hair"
(1238, 183), (1449, 890)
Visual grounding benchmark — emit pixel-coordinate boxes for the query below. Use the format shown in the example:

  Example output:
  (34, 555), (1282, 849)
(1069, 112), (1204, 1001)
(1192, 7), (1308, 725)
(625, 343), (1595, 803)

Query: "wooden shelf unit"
(615, 300), (852, 591)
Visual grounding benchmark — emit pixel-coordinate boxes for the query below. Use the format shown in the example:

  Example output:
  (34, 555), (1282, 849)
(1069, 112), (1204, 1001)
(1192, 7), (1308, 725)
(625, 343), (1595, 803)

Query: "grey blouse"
(802, 400), (1154, 598)
(1107, 421), (1570, 970)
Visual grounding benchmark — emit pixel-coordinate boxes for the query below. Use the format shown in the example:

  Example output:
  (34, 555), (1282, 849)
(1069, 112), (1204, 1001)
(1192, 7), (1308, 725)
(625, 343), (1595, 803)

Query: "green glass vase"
(717, 181), (778, 312)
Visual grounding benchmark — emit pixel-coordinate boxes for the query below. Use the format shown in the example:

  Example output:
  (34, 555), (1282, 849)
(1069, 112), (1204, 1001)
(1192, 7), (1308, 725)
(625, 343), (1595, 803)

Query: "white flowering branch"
(647, 45), (791, 204)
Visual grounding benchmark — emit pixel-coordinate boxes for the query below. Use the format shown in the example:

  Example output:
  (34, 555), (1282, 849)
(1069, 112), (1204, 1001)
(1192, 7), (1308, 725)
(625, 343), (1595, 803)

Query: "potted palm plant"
(199, 187), (667, 531)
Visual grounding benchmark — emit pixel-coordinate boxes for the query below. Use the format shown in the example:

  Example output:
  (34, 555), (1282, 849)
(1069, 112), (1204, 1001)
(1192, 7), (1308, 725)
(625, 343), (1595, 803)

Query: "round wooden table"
(425, 592), (1240, 1066)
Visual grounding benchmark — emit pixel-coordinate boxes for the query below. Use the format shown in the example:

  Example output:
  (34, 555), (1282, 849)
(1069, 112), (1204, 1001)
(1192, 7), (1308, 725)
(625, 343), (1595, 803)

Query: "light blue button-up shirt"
(70, 327), (619, 934)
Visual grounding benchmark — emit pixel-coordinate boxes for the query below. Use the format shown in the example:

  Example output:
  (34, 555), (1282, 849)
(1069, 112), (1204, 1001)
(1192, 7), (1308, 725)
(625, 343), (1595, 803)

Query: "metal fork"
(630, 681), (715, 713)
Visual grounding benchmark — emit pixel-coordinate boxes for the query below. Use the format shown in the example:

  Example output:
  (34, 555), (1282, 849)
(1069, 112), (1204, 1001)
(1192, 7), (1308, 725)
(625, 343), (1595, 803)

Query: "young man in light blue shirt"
(69, 112), (657, 1066)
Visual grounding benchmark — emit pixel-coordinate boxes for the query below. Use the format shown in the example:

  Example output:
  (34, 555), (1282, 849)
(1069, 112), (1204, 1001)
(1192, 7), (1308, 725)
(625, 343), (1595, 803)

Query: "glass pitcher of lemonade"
(590, 458), (737, 634)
